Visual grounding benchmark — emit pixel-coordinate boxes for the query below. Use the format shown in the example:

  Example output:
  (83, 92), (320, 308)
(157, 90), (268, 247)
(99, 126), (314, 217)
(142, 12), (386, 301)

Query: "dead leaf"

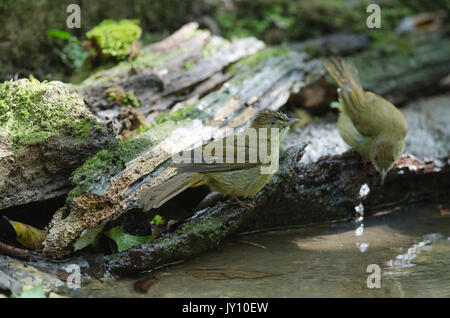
(133, 277), (157, 293)
(185, 268), (274, 280)
(10, 221), (46, 251)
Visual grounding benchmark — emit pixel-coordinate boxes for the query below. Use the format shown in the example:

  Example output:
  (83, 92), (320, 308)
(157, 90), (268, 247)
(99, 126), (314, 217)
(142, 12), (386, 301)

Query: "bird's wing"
(172, 162), (259, 173)
(171, 131), (264, 173)
(339, 89), (384, 137)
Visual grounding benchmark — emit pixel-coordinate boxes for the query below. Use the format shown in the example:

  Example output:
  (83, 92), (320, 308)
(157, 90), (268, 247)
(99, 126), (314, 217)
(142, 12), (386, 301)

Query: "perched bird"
(139, 110), (300, 210)
(323, 57), (407, 184)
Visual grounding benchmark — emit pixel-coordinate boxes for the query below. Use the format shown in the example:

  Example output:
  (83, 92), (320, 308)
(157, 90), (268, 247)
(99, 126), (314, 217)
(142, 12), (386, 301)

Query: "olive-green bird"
(139, 110), (300, 210)
(323, 57), (407, 184)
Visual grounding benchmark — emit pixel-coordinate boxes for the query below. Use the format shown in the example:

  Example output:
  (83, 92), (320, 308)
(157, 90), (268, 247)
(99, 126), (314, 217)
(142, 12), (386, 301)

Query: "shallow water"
(61, 203), (450, 297)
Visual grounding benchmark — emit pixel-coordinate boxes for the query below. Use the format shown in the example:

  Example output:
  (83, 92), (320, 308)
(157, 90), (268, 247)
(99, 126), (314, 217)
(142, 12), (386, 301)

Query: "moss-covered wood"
(78, 23), (265, 135)
(42, 24), (450, 265)
(105, 93), (450, 274)
(0, 78), (117, 210)
(42, 42), (318, 258)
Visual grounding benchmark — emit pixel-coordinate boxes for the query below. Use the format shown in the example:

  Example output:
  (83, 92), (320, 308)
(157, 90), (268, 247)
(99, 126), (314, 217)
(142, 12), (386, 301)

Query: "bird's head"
(251, 109), (300, 131)
(370, 139), (404, 184)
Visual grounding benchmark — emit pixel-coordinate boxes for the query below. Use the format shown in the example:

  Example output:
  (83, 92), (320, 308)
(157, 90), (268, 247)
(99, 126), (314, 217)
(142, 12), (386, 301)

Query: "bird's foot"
(232, 196), (254, 210)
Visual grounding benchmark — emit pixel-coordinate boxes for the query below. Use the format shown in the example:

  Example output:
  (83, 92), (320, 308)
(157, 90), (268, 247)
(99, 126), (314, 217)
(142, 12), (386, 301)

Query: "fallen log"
(104, 93), (450, 274)
(350, 36), (450, 104)
(78, 22), (265, 131)
(43, 47), (320, 259)
(36, 25), (449, 270)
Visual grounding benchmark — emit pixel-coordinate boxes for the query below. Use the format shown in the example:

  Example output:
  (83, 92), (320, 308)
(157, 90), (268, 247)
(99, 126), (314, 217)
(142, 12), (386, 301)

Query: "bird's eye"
(270, 120), (276, 125)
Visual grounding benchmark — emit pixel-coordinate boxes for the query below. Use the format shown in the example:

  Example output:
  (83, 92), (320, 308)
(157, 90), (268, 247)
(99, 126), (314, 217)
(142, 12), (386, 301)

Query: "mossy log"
(0, 79), (117, 211)
(21, 24), (444, 269)
(351, 36), (450, 104)
(105, 93), (450, 274)
(43, 45), (320, 258)
(78, 22), (265, 133)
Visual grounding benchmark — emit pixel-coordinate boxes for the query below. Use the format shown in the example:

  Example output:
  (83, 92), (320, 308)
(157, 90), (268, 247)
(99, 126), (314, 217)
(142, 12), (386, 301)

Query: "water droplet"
(359, 183), (370, 198)
(356, 242), (369, 253)
(355, 224), (364, 237)
(355, 203), (364, 216)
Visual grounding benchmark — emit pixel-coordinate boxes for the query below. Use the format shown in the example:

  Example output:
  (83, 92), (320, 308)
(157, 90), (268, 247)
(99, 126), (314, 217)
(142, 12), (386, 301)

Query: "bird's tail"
(323, 57), (363, 92)
(323, 57), (365, 114)
(139, 173), (205, 211)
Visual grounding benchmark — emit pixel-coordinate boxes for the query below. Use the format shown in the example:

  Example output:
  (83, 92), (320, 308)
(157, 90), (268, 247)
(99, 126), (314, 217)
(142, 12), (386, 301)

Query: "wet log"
(43, 27), (450, 265)
(37, 24), (449, 271)
(104, 93), (450, 274)
(43, 47), (321, 259)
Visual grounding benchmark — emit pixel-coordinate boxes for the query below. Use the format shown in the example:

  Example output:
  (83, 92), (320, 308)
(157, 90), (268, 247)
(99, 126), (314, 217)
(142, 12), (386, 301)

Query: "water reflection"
(59, 203), (450, 298)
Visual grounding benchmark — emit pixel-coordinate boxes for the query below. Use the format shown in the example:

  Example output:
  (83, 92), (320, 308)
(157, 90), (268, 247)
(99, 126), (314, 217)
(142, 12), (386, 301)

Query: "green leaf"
(105, 226), (154, 252)
(13, 284), (46, 298)
(330, 101), (340, 109)
(47, 29), (71, 40)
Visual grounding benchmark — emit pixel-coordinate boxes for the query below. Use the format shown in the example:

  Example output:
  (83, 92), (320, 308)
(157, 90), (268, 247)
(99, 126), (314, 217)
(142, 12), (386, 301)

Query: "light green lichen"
(86, 19), (142, 60)
(0, 78), (100, 149)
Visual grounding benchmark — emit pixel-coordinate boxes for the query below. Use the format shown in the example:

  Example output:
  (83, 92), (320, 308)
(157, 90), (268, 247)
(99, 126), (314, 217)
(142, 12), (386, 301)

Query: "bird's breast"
(204, 166), (273, 198)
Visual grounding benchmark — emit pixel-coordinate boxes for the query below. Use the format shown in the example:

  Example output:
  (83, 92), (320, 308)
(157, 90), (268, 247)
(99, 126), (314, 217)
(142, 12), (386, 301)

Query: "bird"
(139, 109), (301, 210)
(323, 57), (407, 184)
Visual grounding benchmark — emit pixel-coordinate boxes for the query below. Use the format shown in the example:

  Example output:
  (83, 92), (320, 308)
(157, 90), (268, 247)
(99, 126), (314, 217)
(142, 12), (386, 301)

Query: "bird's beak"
(380, 169), (387, 185)
(285, 117), (301, 127)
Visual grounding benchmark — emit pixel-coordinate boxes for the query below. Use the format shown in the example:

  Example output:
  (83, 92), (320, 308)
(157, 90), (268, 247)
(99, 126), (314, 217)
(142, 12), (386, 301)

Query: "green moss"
(78, 49), (183, 89)
(155, 103), (198, 124)
(349, 36), (450, 95)
(181, 59), (197, 72)
(202, 38), (229, 59)
(228, 45), (289, 72)
(177, 219), (220, 237)
(105, 86), (140, 107)
(151, 214), (165, 226)
(184, 29), (207, 40)
(0, 78), (98, 149)
(67, 136), (153, 202)
(86, 19), (142, 61)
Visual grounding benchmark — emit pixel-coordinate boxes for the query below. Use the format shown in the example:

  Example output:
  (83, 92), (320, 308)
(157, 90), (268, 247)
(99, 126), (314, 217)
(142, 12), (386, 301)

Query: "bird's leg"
(231, 195), (254, 210)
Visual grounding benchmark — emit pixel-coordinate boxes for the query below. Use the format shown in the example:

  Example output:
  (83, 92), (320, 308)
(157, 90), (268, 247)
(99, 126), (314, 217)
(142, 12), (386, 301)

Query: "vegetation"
(105, 86), (140, 107)
(67, 136), (153, 202)
(0, 77), (100, 149)
(2, 0), (448, 82)
(86, 19), (142, 61)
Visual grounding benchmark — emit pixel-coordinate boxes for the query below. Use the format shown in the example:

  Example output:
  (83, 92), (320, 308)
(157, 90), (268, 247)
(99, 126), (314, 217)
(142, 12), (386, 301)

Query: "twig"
(0, 241), (29, 260)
